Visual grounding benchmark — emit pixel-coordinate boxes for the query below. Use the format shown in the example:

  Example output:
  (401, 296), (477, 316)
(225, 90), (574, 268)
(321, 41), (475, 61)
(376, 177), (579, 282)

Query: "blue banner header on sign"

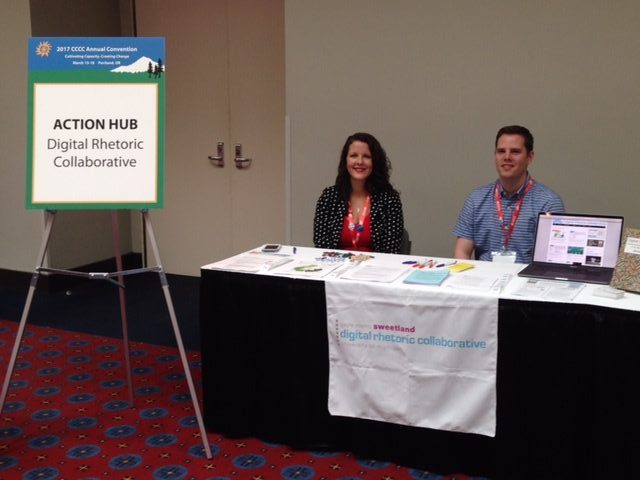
(29, 37), (165, 72)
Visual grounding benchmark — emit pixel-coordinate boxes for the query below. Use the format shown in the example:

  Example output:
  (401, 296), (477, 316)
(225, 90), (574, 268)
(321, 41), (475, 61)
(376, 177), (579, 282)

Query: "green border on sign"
(26, 66), (165, 210)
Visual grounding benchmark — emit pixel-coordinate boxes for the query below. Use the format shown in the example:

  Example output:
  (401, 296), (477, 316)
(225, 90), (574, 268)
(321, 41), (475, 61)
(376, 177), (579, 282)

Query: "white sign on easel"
(27, 37), (165, 210)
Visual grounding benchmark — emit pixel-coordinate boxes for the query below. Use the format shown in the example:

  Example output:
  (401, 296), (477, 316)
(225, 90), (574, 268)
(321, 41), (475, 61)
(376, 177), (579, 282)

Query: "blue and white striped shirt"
(453, 178), (565, 263)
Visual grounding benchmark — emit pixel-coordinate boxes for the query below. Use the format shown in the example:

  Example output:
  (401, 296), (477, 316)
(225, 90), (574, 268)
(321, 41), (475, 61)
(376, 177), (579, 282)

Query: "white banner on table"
(325, 280), (498, 437)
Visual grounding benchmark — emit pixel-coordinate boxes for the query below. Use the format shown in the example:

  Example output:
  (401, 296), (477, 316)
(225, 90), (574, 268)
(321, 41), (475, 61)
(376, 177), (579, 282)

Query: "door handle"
(208, 142), (224, 167)
(234, 143), (252, 169)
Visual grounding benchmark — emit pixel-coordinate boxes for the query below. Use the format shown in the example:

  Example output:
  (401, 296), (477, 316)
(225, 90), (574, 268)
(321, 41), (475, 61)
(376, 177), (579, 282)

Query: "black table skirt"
(200, 269), (640, 479)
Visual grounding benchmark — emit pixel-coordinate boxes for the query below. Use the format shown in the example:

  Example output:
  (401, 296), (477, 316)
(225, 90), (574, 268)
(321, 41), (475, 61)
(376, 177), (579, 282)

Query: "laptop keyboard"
(525, 264), (610, 283)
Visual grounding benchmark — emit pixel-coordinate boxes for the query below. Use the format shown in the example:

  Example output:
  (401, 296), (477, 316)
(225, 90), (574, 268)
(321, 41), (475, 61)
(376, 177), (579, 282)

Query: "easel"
(0, 209), (212, 458)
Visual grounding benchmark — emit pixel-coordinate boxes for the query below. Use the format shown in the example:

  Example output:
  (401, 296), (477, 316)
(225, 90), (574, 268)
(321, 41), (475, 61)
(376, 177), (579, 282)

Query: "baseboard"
(0, 268), (32, 290)
(0, 252), (143, 293)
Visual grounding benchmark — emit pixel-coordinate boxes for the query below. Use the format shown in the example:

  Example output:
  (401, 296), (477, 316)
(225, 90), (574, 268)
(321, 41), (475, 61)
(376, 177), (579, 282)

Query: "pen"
(436, 260), (457, 268)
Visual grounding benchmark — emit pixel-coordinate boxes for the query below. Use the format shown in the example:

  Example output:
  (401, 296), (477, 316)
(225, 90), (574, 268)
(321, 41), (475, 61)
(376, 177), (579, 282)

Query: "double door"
(135, 0), (285, 275)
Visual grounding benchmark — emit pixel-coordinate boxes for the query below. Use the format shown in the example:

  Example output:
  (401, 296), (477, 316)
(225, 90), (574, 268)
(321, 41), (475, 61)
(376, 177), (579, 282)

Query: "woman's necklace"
(348, 195), (371, 248)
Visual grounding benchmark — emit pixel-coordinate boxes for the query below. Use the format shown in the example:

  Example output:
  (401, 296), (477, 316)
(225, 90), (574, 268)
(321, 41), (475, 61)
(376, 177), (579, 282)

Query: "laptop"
(518, 213), (624, 284)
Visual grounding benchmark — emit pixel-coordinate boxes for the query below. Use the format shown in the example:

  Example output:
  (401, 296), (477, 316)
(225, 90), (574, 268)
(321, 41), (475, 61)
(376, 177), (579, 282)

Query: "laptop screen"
(532, 213), (624, 268)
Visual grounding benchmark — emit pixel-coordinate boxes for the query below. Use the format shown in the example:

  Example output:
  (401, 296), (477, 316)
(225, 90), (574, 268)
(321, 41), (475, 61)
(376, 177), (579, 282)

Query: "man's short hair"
(495, 125), (534, 153)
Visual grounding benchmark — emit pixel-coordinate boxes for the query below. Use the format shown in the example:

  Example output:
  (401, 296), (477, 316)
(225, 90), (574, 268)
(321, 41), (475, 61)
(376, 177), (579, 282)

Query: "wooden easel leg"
(0, 211), (56, 412)
(142, 211), (213, 459)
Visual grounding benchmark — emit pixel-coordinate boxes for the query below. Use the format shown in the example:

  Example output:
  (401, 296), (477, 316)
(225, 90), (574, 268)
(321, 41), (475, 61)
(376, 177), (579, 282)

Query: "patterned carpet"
(0, 320), (488, 479)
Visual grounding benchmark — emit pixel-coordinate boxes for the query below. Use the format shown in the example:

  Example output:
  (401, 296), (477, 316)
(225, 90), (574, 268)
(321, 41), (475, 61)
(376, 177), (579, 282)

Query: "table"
(200, 247), (640, 478)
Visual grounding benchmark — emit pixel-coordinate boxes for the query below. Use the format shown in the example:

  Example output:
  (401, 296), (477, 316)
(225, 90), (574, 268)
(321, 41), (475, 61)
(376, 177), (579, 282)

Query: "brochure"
(610, 228), (640, 293)
(271, 259), (341, 278)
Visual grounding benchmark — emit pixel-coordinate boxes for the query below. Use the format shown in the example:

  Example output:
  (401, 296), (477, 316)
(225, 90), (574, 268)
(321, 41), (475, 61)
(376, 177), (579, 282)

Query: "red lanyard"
(494, 177), (533, 249)
(348, 195), (371, 248)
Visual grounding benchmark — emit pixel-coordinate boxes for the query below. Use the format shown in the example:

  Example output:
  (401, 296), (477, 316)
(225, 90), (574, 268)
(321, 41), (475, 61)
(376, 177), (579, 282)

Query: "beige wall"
(3, 1), (639, 274)
(0, 1), (43, 272)
(0, 0), (135, 274)
(286, 1), (640, 256)
(30, 0), (134, 269)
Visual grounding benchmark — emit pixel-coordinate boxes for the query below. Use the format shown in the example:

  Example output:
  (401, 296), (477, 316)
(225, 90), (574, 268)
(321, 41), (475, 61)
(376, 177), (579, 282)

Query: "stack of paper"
(340, 264), (409, 283)
(448, 262), (474, 273)
(208, 252), (293, 273)
(403, 269), (450, 286)
(445, 272), (509, 292)
(512, 278), (585, 301)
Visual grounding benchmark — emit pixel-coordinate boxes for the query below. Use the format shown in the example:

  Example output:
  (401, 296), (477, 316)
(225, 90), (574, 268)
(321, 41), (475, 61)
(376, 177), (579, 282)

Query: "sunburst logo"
(35, 41), (52, 57)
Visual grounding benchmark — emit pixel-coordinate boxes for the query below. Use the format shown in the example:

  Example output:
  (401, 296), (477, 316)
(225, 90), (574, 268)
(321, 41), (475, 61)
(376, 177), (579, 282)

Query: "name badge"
(491, 250), (517, 263)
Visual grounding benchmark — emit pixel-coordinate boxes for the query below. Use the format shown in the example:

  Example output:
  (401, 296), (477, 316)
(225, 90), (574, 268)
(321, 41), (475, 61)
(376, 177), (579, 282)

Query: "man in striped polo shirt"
(453, 125), (564, 264)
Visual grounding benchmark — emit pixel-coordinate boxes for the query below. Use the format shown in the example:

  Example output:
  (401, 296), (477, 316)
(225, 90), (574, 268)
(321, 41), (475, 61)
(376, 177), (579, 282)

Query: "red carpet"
(0, 320), (485, 479)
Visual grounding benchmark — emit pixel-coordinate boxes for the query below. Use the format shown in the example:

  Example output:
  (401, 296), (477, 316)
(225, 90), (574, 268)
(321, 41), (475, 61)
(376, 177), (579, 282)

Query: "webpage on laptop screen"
(534, 216), (623, 267)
